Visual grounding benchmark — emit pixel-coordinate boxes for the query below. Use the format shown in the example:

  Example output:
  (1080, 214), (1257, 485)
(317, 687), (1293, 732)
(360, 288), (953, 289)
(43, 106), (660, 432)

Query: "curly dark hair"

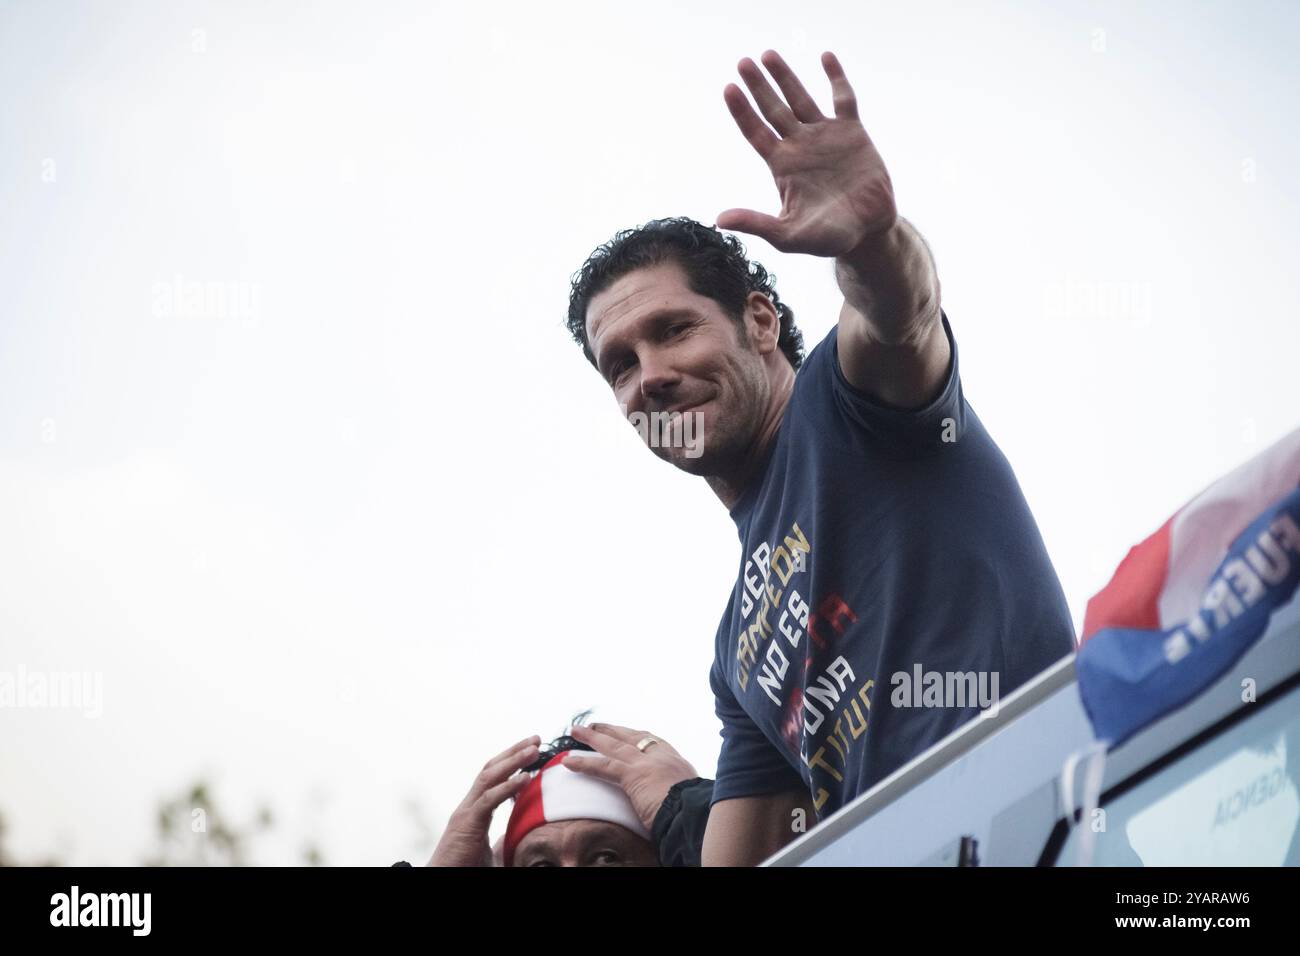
(566, 217), (805, 371)
(522, 735), (594, 773)
(522, 710), (598, 773)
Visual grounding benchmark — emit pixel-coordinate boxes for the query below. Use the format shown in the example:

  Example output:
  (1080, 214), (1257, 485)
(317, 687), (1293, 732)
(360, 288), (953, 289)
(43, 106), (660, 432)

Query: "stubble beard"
(654, 363), (767, 480)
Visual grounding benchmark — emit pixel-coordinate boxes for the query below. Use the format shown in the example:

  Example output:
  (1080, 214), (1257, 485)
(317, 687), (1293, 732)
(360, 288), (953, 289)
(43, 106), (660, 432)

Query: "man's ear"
(745, 291), (781, 356)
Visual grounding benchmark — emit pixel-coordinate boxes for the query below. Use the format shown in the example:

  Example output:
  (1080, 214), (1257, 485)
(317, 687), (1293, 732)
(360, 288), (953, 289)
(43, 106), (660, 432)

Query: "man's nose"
(638, 351), (681, 401)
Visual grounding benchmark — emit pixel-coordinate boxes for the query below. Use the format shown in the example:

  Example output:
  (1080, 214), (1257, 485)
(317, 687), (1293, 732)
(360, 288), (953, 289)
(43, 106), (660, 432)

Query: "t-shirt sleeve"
(709, 658), (807, 807)
(820, 309), (965, 458)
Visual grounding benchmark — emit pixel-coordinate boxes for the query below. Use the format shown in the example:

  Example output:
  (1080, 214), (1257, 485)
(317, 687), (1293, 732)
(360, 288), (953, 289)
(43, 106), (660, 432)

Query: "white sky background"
(1, 0), (1297, 865)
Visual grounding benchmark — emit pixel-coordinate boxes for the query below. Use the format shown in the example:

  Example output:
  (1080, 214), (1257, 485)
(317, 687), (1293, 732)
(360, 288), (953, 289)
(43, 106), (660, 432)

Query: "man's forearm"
(701, 789), (815, 866)
(835, 217), (941, 346)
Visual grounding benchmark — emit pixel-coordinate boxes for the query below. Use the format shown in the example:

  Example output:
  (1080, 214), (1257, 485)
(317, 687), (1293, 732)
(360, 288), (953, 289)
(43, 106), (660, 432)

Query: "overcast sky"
(2, 0), (1298, 865)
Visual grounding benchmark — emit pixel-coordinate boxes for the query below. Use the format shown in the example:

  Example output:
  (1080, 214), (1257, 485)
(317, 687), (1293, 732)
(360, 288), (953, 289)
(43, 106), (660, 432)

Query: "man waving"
(564, 50), (1075, 865)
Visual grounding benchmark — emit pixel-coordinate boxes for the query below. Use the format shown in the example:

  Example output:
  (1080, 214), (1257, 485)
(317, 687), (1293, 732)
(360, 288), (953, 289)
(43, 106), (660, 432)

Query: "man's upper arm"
(819, 308), (963, 460)
(709, 659), (805, 802)
(837, 298), (950, 410)
(702, 789), (816, 867)
(706, 660), (810, 866)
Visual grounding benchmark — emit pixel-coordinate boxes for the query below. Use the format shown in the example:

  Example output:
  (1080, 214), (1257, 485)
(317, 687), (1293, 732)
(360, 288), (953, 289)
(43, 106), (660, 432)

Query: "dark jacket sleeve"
(651, 777), (714, 867)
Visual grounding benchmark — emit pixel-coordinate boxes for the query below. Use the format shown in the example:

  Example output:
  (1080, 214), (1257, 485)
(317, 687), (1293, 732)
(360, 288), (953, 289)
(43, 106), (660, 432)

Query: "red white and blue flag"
(1076, 425), (1300, 746)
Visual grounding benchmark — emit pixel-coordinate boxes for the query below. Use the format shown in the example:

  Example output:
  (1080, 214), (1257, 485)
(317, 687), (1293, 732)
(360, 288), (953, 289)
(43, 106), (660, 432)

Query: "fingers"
(589, 723), (682, 756)
(727, 50), (828, 151)
(477, 770), (533, 814)
(468, 735), (540, 800)
(716, 208), (787, 249)
(736, 56), (800, 137)
(723, 83), (779, 160)
(725, 50), (856, 155)
(560, 751), (623, 786)
(585, 722), (646, 743)
(569, 723), (639, 762)
(820, 51), (860, 121)
(760, 50), (825, 123)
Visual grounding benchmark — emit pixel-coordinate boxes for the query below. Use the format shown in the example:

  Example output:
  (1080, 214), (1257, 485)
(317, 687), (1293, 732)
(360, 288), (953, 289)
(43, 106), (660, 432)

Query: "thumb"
(716, 208), (786, 246)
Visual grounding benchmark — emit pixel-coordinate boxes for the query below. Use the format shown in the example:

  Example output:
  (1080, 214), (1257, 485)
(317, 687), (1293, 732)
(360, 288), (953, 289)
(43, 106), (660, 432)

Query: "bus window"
(1056, 681), (1300, 866)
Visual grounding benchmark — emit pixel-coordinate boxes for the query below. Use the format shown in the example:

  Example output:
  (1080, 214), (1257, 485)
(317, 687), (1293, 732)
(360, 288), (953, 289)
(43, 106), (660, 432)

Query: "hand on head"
(425, 735), (539, 867)
(563, 722), (700, 833)
(427, 724), (697, 867)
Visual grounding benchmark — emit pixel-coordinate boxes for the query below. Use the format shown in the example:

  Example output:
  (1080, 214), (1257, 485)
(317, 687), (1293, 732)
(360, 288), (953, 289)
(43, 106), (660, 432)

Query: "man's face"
(585, 260), (770, 476)
(511, 819), (659, 867)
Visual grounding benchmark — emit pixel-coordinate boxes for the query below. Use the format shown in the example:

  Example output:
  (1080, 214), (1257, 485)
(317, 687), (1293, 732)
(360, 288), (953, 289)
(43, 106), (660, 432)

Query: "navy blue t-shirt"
(709, 312), (1076, 819)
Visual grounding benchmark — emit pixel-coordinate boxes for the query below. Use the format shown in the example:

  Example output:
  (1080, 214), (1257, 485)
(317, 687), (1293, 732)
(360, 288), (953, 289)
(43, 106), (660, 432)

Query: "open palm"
(717, 50), (897, 257)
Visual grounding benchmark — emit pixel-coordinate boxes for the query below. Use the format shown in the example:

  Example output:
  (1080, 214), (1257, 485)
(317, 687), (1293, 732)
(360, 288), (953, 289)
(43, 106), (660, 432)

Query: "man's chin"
(636, 404), (714, 473)
(657, 447), (710, 475)
(649, 441), (717, 476)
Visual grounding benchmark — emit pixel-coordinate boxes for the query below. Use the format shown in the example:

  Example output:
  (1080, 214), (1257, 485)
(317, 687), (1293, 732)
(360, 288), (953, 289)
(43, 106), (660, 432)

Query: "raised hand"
(426, 735), (539, 867)
(717, 50), (897, 257)
(564, 723), (700, 832)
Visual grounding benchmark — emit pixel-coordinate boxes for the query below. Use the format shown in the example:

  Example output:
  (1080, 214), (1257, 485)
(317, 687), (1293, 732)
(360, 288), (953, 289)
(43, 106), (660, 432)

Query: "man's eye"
(527, 859), (556, 868)
(612, 358), (635, 382)
(592, 850), (622, 866)
(667, 323), (689, 338)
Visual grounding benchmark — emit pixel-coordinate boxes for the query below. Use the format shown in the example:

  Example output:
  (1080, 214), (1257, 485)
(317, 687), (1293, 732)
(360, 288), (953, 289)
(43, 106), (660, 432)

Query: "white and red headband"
(503, 750), (649, 866)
